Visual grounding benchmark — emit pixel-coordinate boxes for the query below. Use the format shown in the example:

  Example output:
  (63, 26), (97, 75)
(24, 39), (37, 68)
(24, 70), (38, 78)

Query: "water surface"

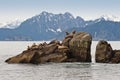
(0, 41), (120, 80)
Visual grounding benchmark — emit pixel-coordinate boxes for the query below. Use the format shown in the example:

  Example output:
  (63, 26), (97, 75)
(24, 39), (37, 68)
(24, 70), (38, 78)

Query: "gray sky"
(0, 0), (120, 23)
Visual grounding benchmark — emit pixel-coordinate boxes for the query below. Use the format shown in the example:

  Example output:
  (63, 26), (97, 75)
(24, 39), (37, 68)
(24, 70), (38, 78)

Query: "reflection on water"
(0, 41), (120, 80)
(0, 62), (93, 80)
(1, 61), (120, 80)
(64, 63), (91, 68)
(0, 60), (120, 80)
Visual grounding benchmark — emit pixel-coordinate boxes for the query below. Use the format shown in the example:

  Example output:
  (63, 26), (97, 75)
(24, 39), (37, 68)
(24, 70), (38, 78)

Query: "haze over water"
(0, 41), (120, 80)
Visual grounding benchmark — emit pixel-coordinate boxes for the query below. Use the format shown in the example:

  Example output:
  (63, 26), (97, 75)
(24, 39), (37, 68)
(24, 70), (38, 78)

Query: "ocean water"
(0, 41), (120, 80)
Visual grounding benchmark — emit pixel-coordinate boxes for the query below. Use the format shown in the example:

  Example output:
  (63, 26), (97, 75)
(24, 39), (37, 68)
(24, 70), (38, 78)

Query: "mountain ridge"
(0, 11), (120, 41)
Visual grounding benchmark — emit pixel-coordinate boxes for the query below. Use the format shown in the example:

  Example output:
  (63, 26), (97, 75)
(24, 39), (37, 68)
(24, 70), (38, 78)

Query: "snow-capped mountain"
(100, 15), (120, 22)
(0, 20), (22, 29)
(0, 11), (120, 41)
(92, 15), (120, 23)
(17, 11), (85, 33)
(84, 15), (120, 28)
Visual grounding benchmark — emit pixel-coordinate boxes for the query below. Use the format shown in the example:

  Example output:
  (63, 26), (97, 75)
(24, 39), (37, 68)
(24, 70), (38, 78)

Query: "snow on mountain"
(1, 11), (120, 41)
(86, 15), (120, 26)
(57, 28), (62, 32)
(0, 20), (22, 29)
(48, 28), (56, 33)
(96, 15), (120, 22)
(102, 15), (120, 22)
(25, 11), (85, 32)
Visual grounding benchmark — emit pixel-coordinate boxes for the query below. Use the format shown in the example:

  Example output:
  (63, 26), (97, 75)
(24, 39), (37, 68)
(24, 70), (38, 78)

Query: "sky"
(0, 0), (120, 23)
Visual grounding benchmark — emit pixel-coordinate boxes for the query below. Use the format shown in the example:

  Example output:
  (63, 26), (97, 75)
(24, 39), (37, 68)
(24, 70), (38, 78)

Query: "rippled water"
(0, 41), (120, 80)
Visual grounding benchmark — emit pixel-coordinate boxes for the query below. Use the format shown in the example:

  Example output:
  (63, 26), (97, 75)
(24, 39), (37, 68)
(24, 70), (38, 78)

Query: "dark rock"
(95, 40), (120, 63)
(111, 50), (120, 63)
(95, 40), (113, 63)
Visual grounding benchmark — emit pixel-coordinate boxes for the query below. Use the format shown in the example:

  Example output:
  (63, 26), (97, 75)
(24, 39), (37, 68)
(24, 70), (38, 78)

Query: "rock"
(30, 52), (68, 64)
(49, 39), (60, 45)
(5, 31), (92, 64)
(58, 45), (68, 49)
(69, 32), (92, 62)
(63, 31), (92, 62)
(5, 40), (69, 64)
(5, 50), (39, 63)
(95, 40), (113, 63)
(95, 40), (120, 63)
(62, 31), (74, 47)
(110, 50), (120, 63)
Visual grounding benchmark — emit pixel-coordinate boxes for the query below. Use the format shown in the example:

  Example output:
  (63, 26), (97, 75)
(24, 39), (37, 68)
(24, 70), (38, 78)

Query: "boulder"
(95, 40), (113, 63)
(62, 31), (92, 62)
(110, 50), (120, 63)
(95, 40), (120, 63)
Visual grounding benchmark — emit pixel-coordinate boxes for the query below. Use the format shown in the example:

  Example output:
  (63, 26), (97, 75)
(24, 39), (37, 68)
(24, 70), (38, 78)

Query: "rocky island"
(5, 31), (92, 64)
